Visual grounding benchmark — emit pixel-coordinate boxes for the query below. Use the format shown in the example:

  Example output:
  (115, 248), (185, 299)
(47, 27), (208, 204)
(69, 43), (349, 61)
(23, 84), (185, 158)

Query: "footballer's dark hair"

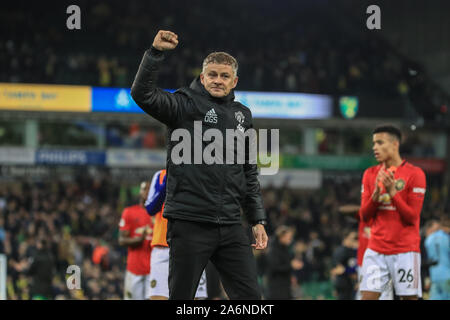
(424, 219), (440, 231)
(372, 125), (402, 142)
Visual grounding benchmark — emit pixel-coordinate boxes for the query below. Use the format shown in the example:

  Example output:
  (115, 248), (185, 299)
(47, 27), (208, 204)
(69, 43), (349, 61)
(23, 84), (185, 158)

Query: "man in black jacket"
(267, 226), (302, 299)
(330, 230), (359, 300)
(131, 30), (268, 299)
(28, 239), (55, 300)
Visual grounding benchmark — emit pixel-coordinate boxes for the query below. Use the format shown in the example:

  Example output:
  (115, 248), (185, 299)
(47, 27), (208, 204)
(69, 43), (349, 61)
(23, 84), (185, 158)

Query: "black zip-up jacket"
(131, 47), (266, 225)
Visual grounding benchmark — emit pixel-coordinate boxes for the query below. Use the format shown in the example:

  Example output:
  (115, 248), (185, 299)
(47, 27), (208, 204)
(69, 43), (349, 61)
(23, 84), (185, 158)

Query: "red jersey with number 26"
(359, 160), (426, 255)
(119, 205), (153, 275)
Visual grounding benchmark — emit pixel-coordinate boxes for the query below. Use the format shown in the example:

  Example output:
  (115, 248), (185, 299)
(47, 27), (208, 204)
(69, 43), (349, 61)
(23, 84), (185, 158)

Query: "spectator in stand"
(0, 1), (417, 99)
(330, 230), (359, 300)
(266, 225), (303, 299)
(424, 219), (450, 300)
(27, 239), (56, 300)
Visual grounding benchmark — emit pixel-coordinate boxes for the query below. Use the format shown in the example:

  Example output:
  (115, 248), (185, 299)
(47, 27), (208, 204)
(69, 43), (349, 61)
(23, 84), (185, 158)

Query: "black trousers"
(206, 261), (223, 299)
(166, 218), (261, 300)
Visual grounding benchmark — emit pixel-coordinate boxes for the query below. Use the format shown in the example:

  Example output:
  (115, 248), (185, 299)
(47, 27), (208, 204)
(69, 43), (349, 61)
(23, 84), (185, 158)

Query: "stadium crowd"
(0, 171), (447, 299)
(1, 0), (408, 97)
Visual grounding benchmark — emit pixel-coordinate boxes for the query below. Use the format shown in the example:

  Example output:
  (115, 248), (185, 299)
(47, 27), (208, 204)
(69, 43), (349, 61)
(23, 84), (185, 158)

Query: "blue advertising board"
(35, 150), (106, 165)
(92, 87), (175, 113)
(91, 87), (333, 119)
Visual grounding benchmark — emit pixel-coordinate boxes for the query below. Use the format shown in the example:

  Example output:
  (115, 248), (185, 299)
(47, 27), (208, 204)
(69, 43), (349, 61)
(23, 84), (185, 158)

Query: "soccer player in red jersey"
(119, 181), (154, 300)
(338, 205), (370, 269)
(359, 125), (426, 300)
(339, 204), (394, 299)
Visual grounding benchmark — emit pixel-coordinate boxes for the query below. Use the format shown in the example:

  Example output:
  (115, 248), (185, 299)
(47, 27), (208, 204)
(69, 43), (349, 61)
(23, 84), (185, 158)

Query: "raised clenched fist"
(152, 30), (179, 51)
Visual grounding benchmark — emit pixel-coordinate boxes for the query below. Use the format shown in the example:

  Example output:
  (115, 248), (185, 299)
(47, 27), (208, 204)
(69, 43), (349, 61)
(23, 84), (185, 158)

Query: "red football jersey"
(119, 205), (153, 275)
(359, 160), (426, 255)
(356, 216), (371, 266)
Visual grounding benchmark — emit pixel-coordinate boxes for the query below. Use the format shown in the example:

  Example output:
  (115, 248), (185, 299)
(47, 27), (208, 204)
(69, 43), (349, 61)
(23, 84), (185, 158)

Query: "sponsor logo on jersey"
(378, 193), (391, 204)
(204, 108), (218, 124)
(379, 205), (396, 211)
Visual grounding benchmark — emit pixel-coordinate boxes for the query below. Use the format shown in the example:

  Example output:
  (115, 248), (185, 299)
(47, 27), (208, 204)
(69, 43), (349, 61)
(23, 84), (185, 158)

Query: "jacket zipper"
(217, 103), (229, 225)
(218, 165), (226, 225)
